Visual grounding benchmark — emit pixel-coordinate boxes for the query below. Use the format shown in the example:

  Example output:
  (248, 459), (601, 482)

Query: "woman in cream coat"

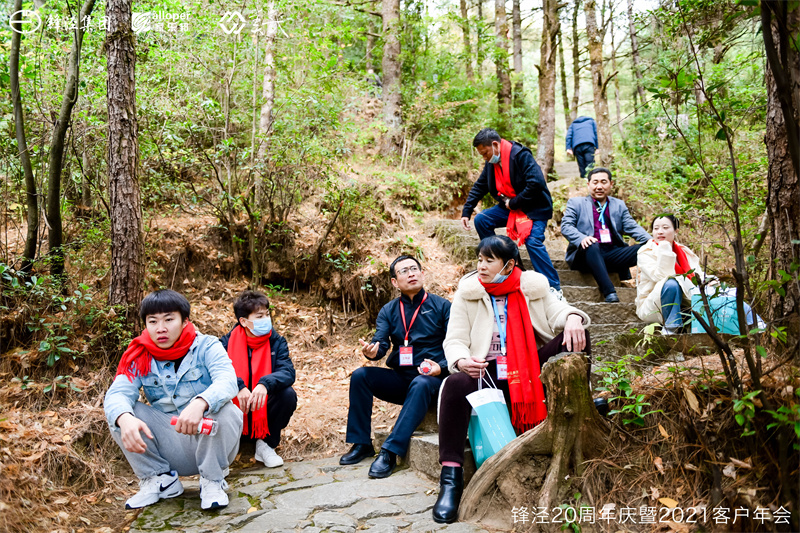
(431, 235), (591, 524)
(636, 214), (703, 333)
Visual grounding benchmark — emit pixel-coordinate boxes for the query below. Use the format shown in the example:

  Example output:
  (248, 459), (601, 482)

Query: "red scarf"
(480, 268), (547, 432)
(672, 242), (695, 280)
(493, 139), (533, 246)
(227, 325), (272, 439)
(115, 322), (197, 381)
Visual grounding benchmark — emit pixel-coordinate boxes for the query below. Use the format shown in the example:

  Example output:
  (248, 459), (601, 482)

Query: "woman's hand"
(249, 384), (268, 412)
(237, 387), (252, 412)
(457, 356), (489, 378)
(562, 314), (587, 352)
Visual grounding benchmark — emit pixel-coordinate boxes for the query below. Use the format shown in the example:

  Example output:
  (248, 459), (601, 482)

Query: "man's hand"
(173, 398), (208, 435)
(580, 236), (598, 249)
(419, 359), (441, 377)
(117, 413), (153, 454)
(237, 387), (252, 413)
(460, 216), (471, 231)
(456, 356), (489, 379)
(249, 384), (267, 412)
(566, 149), (574, 156)
(562, 314), (587, 352)
(359, 338), (380, 360)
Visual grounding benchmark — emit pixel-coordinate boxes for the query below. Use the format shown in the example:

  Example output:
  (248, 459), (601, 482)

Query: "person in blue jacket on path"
(566, 116), (598, 178)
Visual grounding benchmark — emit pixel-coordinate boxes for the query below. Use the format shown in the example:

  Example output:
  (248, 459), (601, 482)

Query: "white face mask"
(489, 260), (511, 283)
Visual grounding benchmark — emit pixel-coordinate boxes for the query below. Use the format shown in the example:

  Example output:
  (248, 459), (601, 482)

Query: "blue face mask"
(249, 317), (272, 337)
(489, 152), (500, 165)
(489, 261), (511, 283)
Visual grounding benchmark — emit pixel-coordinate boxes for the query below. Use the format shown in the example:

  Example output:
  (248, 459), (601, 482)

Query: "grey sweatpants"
(111, 401), (243, 482)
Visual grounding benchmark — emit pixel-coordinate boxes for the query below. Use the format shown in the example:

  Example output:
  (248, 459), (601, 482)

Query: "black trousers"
(438, 331), (592, 465)
(241, 386), (297, 449)
(570, 242), (643, 296)
(573, 142), (596, 178)
(346, 367), (443, 456)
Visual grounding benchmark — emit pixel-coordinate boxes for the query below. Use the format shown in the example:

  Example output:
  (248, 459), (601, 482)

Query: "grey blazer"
(560, 196), (652, 266)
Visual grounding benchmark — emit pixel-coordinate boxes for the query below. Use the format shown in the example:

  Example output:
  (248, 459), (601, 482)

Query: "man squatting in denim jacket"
(104, 290), (242, 511)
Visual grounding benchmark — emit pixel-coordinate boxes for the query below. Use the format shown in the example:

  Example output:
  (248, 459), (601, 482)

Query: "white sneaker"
(199, 477), (229, 510)
(662, 326), (680, 336)
(125, 470), (183, 509)
(255, 439), (284, 467)
(549, 287), (566, 302)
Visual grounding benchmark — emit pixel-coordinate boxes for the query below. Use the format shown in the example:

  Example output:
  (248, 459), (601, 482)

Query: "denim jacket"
(104, 332), (238, 429)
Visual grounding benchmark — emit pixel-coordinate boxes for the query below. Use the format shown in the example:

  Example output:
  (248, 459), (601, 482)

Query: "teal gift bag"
(467, 374), (517, 469)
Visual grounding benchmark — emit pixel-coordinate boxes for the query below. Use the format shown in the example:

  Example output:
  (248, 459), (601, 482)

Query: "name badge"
(399, 346), (413, 366)
(599, 228), (612, 243)
(496, 356), (508, 380)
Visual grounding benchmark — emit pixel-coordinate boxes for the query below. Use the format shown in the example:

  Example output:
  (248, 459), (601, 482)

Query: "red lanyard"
(399, 293), (428, 346)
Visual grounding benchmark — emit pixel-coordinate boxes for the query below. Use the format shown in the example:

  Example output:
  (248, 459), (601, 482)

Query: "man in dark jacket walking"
(340, 255), (450, 479)
(461, 128), (562, 294)
(220, 290), (297, 468)
(566, 116), (598, 178)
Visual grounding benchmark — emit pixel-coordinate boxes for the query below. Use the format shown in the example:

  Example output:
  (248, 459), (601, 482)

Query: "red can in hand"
(171, 415), (218, 436)
(419, 361), (433, 375)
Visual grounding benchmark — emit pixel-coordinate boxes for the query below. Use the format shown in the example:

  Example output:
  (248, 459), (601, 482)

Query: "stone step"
(580, 302), (638, 324)
(557, 269), (621, 287)
(563, 286), (636, 304)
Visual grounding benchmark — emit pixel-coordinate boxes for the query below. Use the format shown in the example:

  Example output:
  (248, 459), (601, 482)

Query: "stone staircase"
(378, 219), (730, 484)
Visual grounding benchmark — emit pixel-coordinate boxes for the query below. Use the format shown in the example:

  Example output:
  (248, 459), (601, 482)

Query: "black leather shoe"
(339, 443), (375, 465)
(604, 292), (620, 303)
(432, 466), (464, 524)
(368, 449), (397, 478)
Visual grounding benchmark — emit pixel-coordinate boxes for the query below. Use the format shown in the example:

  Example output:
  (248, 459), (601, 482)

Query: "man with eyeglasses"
(340, 255), (451, 479)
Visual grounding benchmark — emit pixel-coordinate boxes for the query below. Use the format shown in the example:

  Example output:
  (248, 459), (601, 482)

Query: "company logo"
(218, 11), (246, 34)
(131, 12), (152, 33)
(9, 9), (43, 34)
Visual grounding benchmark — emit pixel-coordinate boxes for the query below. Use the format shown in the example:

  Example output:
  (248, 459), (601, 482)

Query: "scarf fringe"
(511, 401), (546, 433)
(251, 416), (270, 440)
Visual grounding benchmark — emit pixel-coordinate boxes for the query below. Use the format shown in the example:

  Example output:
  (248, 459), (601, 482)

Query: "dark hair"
(587, 167), (613, 181)
(139, 290), (191, 321)
(233, 290), (270, 321)
(651, 213), (680, 231)
(476, 235), (525, 271)
(390, 255), (422, 279)
(472, 128), (502, 148)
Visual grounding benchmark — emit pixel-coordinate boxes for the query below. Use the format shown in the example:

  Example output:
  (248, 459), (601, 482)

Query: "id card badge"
(496, 356), (508, 380)
(599, 228), (612, 243)
(399, 346), (413, 366)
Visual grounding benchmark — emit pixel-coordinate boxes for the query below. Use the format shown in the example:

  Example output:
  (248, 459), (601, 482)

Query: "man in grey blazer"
(560, 167), (651, 302)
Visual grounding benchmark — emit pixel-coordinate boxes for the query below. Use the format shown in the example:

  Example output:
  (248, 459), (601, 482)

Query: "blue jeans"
(345, 367), (443, 456)
(660, 279), (686, 329)
(473, 205), (561, 290)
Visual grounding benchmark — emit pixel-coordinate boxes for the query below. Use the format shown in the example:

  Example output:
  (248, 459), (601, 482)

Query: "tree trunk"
(45, 0), (96, 280)
(536, 0), (559, 178)
(570, 0), (581, 122)
(460, 0), (474, 81)
(558, 27), (571, 131)
(459, 353), (609, 528)
(494, 0), (512, 125)
(380, 0), (402, 155)
(107, 0), (144, 326)
(763, 1), (800, 354)
(477, 0), (485, 78)
(610, 18), (624, 137)
(511, 0), (523, 106)
(257, 1), (277, 161)
(626, 0), (646, 105)
(366, 13), (376, 70)
(10, 0), (38, 274)
(81, 135), (92, 210)
(584, 0), (612, 167)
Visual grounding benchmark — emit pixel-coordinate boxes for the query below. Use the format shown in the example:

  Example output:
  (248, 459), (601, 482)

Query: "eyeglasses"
(396, 266), (421, 276)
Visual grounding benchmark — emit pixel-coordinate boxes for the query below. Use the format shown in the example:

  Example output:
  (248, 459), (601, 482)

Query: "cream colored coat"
(443, 270), (592, 374)
(635, 240), (703, 324)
